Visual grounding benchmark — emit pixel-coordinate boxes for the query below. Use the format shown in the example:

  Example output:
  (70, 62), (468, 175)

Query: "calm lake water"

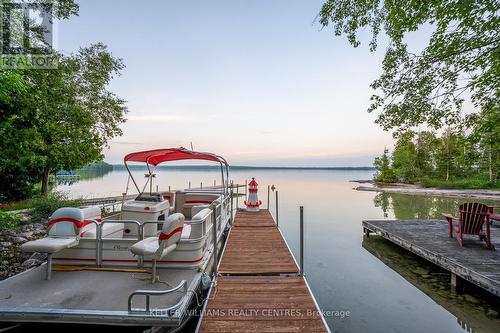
(56, 168), (500, 333)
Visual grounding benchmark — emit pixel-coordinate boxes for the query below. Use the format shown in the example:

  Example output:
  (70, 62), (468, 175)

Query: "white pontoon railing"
(127, 279), (188, 314)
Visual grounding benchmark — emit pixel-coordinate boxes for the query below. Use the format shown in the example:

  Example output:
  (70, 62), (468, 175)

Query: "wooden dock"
(198, 210), (329, 332)
(362, 219), (500, 296)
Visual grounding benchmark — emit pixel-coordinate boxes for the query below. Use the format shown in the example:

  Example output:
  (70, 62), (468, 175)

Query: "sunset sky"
(58, 0), (396, 166)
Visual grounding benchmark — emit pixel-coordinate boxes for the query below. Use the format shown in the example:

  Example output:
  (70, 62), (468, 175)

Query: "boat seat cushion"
(130, 237), (178, 258)
(130, 237), (160, 256)
(191, 204), (210, 217)
(21, 237), (79, 254)
(181, 224), (191, 239)
(80, 222), (124, 238)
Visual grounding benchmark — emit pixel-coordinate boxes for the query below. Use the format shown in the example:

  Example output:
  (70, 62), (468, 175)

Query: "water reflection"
(362, 237), (500, 332)
(373, 192), (499, 220)
(56, 163), (113, 186)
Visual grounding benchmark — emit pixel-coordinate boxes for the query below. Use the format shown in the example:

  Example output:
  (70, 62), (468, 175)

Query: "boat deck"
(362, 219), (500, 296)
(198, 210), (329, 333)
(0, 265), (199, 325)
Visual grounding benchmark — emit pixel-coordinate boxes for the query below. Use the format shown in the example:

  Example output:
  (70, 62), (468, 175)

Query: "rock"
(11, 237), (27, 244)
(18, 232), (33, 239)
(0, 242), (13, 248)
(22, 258), (42, 268)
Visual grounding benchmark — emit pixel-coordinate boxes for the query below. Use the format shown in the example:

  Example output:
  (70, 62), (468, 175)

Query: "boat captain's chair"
(21, 207), (101, 280)
(130, 213), (185, 283)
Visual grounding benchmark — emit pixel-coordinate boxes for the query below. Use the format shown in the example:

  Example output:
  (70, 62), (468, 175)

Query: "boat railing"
(88, 193), (233, 267)
(127, 279), (188, 314)
(90, 220), (142, 267)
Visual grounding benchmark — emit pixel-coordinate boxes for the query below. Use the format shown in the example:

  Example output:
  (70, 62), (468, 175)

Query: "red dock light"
(244, 177), (262, 212)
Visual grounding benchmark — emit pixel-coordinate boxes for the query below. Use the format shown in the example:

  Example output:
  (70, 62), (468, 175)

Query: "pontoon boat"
(0, 148), (233, 331)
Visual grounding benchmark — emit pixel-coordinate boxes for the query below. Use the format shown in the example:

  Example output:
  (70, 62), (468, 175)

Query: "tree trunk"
(41, 167), (51, 195)
(489, 143), (493, 182)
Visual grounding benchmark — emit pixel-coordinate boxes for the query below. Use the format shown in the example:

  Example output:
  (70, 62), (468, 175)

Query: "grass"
(419, 177), (500, 190)
(0, 192), (82, 217)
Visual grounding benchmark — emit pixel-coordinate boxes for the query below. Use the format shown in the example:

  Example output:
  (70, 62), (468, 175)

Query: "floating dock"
(197, 210), (330, 332)
(362, 219), (500, 296)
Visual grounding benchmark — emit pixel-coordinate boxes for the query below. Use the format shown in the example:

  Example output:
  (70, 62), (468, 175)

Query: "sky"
(57, 0), (396, 167)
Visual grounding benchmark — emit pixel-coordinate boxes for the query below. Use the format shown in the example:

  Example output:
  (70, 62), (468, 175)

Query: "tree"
(435, 129), (461, 181)
(468, 108), (500, 182)
(29, 44), (127, 195)
(391, 131), (417, 182)
(319, 1), (499, 133)
(374, 148), (397, 182)
(414, 131), (438, 179)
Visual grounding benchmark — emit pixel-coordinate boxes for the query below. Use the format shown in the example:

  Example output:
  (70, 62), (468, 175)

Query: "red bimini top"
(124, 147), (227, 166)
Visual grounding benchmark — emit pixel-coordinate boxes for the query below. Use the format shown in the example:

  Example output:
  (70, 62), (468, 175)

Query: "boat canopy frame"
(123, 147), (229, 196)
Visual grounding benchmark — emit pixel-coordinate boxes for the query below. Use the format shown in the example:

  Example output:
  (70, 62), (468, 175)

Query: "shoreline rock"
(0, 213), (46, 280)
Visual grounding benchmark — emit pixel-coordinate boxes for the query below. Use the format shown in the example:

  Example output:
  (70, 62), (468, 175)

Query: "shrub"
(30, 192), (82, 217)
(0, 211), (20, 231)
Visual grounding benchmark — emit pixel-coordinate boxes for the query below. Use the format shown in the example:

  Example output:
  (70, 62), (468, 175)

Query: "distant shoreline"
(112, 164), (376, 171)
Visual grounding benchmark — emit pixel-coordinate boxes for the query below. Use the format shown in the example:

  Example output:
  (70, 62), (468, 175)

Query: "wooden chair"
(488, 205), (500, 225)
(442, 203), (495, 251)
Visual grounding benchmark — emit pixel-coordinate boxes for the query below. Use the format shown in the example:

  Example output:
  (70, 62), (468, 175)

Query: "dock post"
(189, 181), (191, 189)
(275, 191), (279, 227)
(300, 206), (304, 277)
(267, 185), (270, 209)
(212, 206), (218, 278)
(230, 188), (234, 225)
(451, 273), (464, 292)
(245, 179), (247, 196)
(236, 184), (239, 209)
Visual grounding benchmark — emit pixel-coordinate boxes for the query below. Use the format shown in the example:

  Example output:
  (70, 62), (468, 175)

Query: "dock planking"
(233, 209), (277, 228)
(219, 209), (298, 275)
(198, 277), (328, 333)
(198, 210), (329, 333)
(362, 219), (500, 296)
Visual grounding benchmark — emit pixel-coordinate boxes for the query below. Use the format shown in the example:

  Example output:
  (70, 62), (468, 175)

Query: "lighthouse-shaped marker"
(244, 177), (262, 212)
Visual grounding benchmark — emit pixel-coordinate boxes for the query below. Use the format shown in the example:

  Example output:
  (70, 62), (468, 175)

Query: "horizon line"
(110, 164), (375, 170)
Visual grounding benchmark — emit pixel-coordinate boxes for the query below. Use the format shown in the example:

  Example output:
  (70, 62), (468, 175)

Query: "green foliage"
(373, 129), (498, 188)
(0, 211), (20, 231)
(28, 192), (82, 217)
(319, 0), (499, 133)
(373, 148), (397, 182)
(391, 131), (417, 183)
(0, 2), (127, 200)
(420, 176), (500, 190)
(0, 45), (127, 200)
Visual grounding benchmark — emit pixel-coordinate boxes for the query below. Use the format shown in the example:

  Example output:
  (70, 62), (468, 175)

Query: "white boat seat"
(20, 206), (101, 280)
(130, 238), (177, 257)
(130, 213), (185, 283)
(21, 236), (78, 253)
(80, 222), (124, 238)
(181, 224), (191, 239)
(191, 204), (210, 217)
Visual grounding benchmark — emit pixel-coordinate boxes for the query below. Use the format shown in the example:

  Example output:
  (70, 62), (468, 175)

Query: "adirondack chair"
(488, 205), (500, 225)
(443, 203), (495, 251)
